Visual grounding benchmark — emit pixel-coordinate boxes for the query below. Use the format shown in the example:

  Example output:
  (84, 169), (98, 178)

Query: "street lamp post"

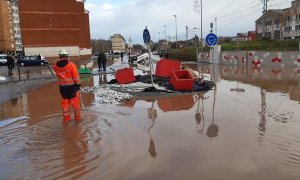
(200, 0), (203, 59)
(194, 0), (203, 74)
(164, 25), (167, 39)
(173, 15), (177, 49)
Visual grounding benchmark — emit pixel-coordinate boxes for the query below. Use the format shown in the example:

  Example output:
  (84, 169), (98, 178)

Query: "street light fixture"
(173, 15), (177, 49)
(164, 25), (167, 40)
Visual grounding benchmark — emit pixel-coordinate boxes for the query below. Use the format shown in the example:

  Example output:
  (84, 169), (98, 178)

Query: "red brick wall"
(21, 30), (79, 47)
(19, 0), (91, 49)
(19, 0), (81, 13)
(79, 13), (91, 48)
(248, 31), (256, 41)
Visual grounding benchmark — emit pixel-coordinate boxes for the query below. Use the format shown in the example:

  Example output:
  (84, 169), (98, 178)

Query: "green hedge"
(167, 39), (299, 61)
(221, 39), (299, 51)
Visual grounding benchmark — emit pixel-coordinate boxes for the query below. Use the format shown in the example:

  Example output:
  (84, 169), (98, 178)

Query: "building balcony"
(295, 30), (300, 36)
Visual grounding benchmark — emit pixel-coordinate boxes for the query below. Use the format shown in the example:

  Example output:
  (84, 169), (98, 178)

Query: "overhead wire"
(209, 0), (260, 22)
(211, 0), (239, 17)
(200, 1), (262, 32)
(217, 3), (262, 20)
(183, 0), (292, 39)
(268, 0), (293, 8)
(218, 7), (263, 29)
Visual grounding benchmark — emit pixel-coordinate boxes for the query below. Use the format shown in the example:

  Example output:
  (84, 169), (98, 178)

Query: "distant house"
(255, 9), (284, 40)
(237, 33), (248, 41)
(248, 31), (256, 41)
(111, 34), (126, 53)
(255, 0), (300, 40)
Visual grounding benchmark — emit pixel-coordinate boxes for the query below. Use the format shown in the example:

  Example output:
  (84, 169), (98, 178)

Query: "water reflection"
(147, 102), (157, 161)
(98, 73), (108, 84)
(206, 88), (219, 139)
(157, 95), (195, 112)
(258, 89), (267, 134)
(59, 123), (88, 179)
(0, 82), (94, 124)
(194, 93), (207, 134)
(1, 63), (300, 179)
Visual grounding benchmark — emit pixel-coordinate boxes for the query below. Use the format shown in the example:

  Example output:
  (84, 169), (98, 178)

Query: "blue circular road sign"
(143, 28), (151, 44)
(205, 33), (218, 47)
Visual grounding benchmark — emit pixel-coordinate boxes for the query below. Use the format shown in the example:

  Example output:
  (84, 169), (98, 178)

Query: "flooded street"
(1, 64), (300, 180)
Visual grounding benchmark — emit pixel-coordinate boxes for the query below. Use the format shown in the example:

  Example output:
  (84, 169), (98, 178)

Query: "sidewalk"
(0, 65), (56, 86)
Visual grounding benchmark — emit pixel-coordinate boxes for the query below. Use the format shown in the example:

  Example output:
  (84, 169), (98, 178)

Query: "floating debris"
(81, 86), (132, 105)
(80, 82), (168, 105)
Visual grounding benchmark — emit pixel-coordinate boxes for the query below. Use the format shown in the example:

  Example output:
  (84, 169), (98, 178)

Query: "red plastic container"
(155, 59), (181, 78)
(115, 67), (136, 84)
(170, 70), (194, 91)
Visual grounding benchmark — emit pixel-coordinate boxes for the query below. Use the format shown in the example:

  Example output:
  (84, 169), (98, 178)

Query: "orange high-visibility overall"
(53, 58), (81, 122)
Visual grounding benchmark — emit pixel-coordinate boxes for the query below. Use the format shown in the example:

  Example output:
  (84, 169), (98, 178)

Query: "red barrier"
(170, 70), (194, 91)
(115, 67), (136, 84)
(155, 59), (181, 78)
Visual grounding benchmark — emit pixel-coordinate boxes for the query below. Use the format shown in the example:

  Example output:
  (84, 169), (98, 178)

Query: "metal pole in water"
(148, 43), (154, 87)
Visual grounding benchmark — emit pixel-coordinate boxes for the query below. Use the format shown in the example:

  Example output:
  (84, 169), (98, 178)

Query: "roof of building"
(269, 9), (284, 14)
(237, 33), (248, 37)
(111, 34), (125, 41)
(255, 9), (285, 22)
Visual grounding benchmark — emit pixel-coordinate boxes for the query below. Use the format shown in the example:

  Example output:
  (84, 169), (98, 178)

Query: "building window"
(284, 26), (292, 32)
(266, 21), (272, 26)
(286, 16), (292, 22)
(296, 25), (300, 30)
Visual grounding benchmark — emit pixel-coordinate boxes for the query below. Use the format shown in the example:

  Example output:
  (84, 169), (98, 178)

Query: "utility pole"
(194, 0), (203, 74)
(164, 25), (167, 40)
(214, 17), (217, 35)
(158, 32), (161, 41)
(186, 26), (189, 46)
(173, 15), (178, 49)
(262, 0), (269, 38)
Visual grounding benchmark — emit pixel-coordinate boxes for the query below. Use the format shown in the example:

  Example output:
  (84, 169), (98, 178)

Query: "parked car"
(17, 56), (48, 66)
(0, 54), (8, 66)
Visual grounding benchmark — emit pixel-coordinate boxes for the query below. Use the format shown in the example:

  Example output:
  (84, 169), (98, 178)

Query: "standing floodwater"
(0, 64), (300, 180)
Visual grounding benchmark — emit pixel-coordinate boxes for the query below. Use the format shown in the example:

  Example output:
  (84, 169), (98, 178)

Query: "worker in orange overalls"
(53, 49), (81, 122)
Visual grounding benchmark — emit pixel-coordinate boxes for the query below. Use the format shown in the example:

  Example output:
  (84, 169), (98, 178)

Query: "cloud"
(85, 0), (292, 44)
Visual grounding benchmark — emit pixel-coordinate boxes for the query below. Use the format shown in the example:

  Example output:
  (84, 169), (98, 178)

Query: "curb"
(0, 75), (57, 86)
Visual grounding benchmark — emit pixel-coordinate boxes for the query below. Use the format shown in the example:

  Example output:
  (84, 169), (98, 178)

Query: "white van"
(0, 54), (7, 65)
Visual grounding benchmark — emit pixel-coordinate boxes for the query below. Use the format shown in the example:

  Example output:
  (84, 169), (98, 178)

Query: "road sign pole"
(205, 33), (218, 64)
(143, 27), (154, 87)
(148, 44), (154, 86)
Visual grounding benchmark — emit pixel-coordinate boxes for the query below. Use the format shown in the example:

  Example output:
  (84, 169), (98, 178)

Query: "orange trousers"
(61, 92), (81, 122)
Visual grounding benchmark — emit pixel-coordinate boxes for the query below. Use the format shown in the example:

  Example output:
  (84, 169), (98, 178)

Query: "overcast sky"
(85, 0), (292, 44)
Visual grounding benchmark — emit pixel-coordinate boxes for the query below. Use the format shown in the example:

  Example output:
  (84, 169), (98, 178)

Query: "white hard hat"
(59, 49), (69, 56)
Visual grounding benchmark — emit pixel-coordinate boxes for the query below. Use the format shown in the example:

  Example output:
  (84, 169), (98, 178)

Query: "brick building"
(19, 0), (91, 59)
(256, 9), (284, 40)
(0, 0), (17, 54)
(256, 0), (300, 40)
(111, 34), (125, 53)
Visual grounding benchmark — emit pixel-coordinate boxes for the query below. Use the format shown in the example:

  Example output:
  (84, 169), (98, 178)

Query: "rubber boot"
(63, 109), (71, 122)
(74, 109), (81, 121)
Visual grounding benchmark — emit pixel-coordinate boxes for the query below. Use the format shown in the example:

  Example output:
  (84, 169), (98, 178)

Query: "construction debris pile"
(80, 82), (167, 105)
